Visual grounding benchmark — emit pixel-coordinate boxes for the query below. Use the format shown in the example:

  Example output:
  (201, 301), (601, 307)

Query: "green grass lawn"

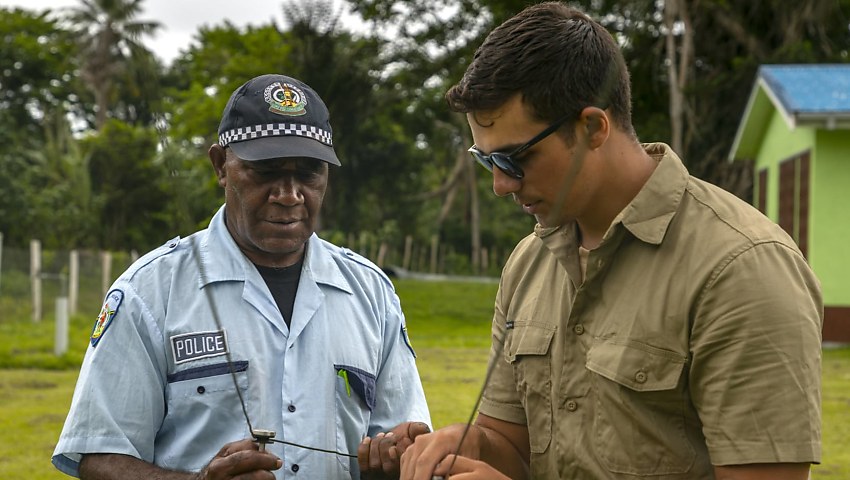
(1, 278), (848, 479)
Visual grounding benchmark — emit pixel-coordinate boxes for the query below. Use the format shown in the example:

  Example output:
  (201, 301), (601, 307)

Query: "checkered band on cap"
(219, 123), (333, 148)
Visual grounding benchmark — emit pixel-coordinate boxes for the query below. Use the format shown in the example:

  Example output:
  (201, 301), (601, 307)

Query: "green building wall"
(811, 130), (850, 305)
(753, 109), (850, 306)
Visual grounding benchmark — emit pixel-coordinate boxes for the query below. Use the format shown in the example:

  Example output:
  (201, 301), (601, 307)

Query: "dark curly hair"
(446, 2), (635, 143)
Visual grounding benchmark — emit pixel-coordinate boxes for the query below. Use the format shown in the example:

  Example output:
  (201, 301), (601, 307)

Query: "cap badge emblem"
(264, 81), (307, 116)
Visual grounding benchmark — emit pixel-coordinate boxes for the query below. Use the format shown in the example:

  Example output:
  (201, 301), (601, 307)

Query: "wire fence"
(0, 232), (504, 328)
(0, 237), (136, 326)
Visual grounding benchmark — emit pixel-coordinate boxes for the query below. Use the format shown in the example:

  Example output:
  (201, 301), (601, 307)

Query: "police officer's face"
(213, 147), (328, 267)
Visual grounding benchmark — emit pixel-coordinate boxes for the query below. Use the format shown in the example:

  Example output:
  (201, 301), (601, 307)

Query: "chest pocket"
(504, 321), (556, 454)
(586, 339), (696, 476)
(161, 361), (250, 470)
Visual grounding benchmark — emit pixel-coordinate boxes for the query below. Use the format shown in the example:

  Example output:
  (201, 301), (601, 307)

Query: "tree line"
(1, 0), (848, 274)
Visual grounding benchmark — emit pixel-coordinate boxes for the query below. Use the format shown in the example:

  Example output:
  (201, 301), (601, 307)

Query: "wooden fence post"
(55, 296), (69, 356)
(376, 242), (388, 268)
(101, 251), (112, 297)
(69, 250), (79, 315)
(429, 235), (439, 274)
(415, 244), (425, 273)
(30, 239), (42, 322)
(358, 232), (369, 256)
(402, 235), (413, 271)
(369, 239), (379, 263)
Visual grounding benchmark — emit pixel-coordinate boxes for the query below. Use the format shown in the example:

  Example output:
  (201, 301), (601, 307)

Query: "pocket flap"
(505, 321), (556, 362)
(586, 341), (686, 392)
(167, 360), (248, 383)
(335, 364), (377, 411)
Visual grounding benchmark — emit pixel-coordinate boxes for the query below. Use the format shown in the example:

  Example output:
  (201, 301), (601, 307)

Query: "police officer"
(53, 74), (431, 479)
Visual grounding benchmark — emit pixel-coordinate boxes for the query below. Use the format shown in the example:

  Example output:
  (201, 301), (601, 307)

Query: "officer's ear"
(208, 144), (227, 187)
(579, 106), (609, 150)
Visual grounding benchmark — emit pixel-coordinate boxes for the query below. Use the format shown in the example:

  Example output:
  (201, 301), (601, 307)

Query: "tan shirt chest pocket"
(586, 340), (697, 476)
(504, 321), (556, 454)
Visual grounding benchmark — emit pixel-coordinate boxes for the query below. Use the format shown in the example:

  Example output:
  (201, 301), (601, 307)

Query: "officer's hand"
(198, 438), (282, 480)
(359, 421), (431, 478)
(432, 454), (510, 480)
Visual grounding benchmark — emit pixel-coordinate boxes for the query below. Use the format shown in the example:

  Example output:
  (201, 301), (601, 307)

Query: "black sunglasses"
(468, 113), (573, 179)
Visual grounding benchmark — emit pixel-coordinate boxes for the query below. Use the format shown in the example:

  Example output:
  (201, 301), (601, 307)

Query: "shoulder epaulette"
(123, 236), (182, 278)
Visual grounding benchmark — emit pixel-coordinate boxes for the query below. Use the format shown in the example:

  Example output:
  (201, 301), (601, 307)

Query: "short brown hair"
(446, 2), (634, 141)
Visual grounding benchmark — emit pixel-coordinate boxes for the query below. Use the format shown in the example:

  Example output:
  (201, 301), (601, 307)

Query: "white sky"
(0, 0), (365, 65)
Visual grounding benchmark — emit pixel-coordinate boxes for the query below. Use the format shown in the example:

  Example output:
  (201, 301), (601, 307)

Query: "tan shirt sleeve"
(478, 279), (528, 425)
(689, 240), (822, 465)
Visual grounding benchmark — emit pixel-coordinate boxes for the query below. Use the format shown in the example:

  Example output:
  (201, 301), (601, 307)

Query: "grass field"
(1, 278), (848, 479)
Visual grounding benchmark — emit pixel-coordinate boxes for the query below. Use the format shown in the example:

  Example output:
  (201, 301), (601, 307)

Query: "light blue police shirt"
(52, 206), (431, 479)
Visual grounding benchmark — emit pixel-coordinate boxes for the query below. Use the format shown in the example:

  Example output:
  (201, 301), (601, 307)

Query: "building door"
(777, 151), (810, 258)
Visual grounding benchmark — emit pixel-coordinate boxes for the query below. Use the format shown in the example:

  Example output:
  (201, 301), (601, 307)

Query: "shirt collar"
(198, 205), (353, 294)
(617, 142), (689, 245)
(534, 142), (687, 246)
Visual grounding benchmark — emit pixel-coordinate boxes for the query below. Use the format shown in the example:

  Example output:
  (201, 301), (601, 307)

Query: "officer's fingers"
(397, 422), (430, 453)
(217, 439), (258, 458)
(384, 445), (402, 475)
(357, 436), (373, 473)
(206, 450), (282, 480)
(378, 440), (401, 474)
(408, 422), (432, 439)
(368, 432), (387, 471)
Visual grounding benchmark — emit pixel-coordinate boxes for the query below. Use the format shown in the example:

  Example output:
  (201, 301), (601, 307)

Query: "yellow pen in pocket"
(337, 369), (351, 397)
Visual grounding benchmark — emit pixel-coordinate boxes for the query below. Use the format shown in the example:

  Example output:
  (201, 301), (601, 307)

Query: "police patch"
(171, 330), (228, 364)
(91, 289), (123, 347)
(400, 324), (416, 358)
(264, 82), (307, 116)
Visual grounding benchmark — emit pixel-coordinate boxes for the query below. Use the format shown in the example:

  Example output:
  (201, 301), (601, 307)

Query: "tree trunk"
(664, 0), (687, 154)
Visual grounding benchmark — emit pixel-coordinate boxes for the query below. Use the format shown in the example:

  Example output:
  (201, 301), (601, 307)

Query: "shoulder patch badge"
(264, 81), (307, 116)
(400, 324), (417, 358)
(91, 289), (124, 347)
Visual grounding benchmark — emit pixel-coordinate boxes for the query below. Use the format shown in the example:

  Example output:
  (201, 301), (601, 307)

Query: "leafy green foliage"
(2, 0), (849, 271)
(82, 119), (174, 250)
(68, 0), (163, 129)
(0, 7), (80, 146)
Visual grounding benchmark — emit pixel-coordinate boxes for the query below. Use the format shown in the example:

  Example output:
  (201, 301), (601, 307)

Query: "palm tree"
(67, 0), (161, 129)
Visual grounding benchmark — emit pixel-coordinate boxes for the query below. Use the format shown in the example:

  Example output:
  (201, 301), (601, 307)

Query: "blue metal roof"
(760, 64), (850, 114)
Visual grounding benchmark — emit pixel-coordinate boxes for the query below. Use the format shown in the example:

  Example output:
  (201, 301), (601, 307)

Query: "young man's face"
(212, 147), (329, 267)
(467, 94), (593, 228)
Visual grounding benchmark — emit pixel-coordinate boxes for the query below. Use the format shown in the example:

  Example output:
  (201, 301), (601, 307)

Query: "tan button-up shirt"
(480, 143), (822, 479)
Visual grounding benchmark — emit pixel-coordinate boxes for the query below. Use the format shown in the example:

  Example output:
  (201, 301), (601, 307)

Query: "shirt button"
(288, 404), (296, 412)
(635, 371), (648, 383)
(573, 324), (584, 335)
(566, 400), (578, 412)
(291, 464), (300, 472)
(197, 386), (205, 394)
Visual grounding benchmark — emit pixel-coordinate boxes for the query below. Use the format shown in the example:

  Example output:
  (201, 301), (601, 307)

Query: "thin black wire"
(159, 115), (353, 460)
(443, 333), (505, 473)
(440, 129), (592, 479)
(269, 438), (358, 458)
(187, 226), (356, 459)
(190, 237), (255, 434)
